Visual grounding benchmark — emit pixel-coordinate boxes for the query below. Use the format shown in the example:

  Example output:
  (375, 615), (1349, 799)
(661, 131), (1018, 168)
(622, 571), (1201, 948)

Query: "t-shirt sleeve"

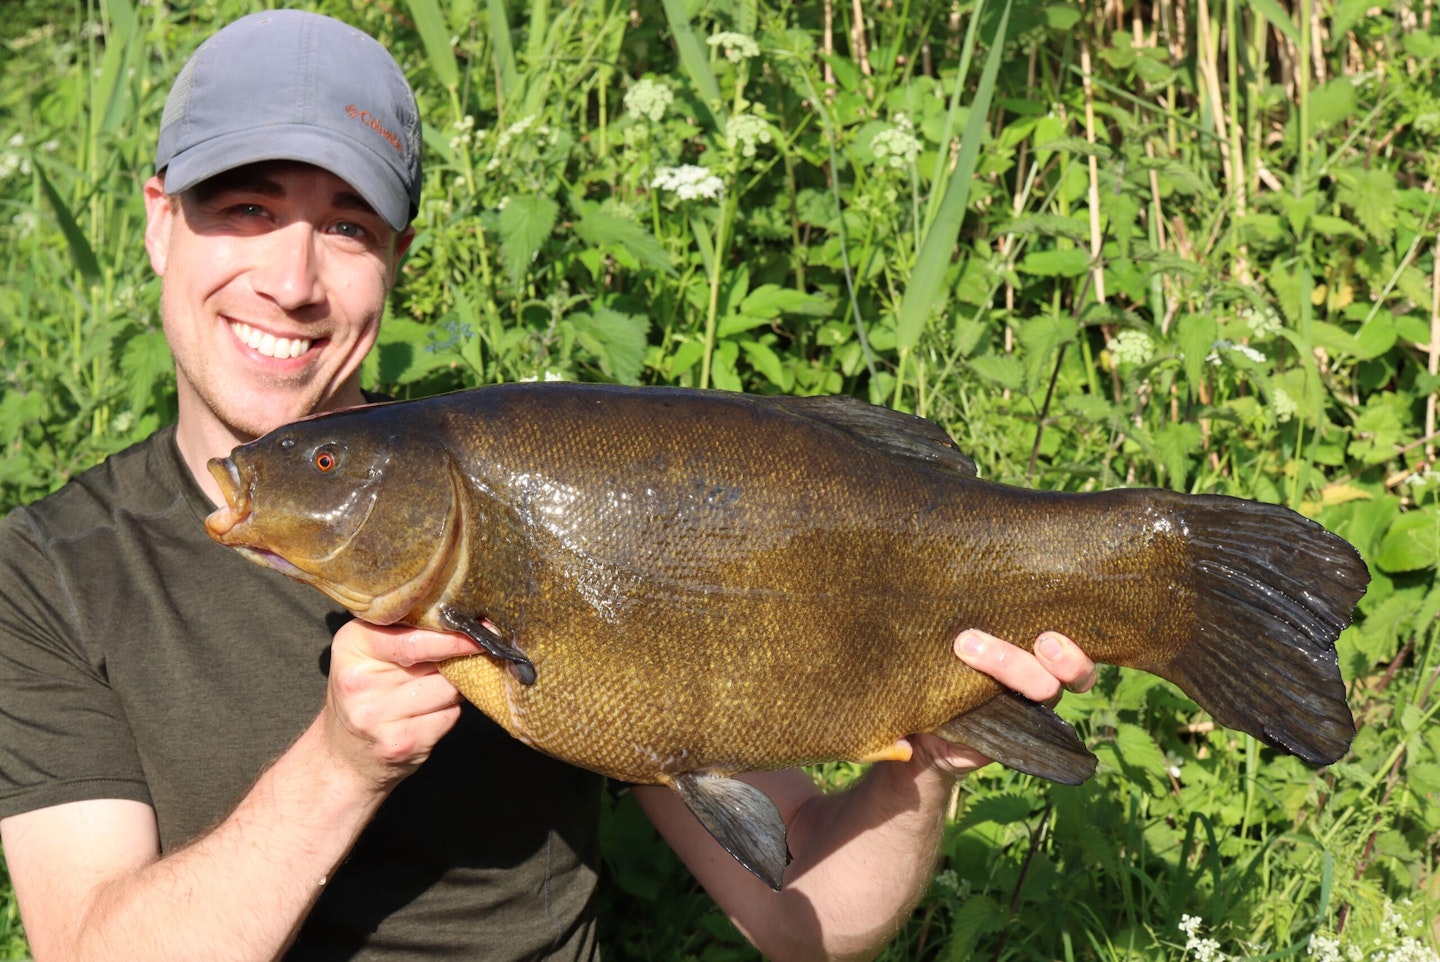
(0, 509), (150, 819)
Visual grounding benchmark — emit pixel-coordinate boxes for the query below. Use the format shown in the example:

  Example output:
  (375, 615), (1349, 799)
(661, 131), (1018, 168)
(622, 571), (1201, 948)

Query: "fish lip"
(204, 457), (251, 540)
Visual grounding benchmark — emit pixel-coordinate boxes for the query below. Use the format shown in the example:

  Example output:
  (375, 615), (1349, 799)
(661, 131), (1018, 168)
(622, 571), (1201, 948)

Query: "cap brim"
(161, 124), (413, 231)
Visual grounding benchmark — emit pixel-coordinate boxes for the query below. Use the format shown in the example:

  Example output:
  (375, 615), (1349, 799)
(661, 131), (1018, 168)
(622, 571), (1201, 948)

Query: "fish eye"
(314, 448), (339, 472)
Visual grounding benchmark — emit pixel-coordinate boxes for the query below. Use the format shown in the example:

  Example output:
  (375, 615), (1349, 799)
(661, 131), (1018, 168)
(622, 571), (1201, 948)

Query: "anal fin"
(934, 692), (1096, 785)
(671, 773), (791, 891)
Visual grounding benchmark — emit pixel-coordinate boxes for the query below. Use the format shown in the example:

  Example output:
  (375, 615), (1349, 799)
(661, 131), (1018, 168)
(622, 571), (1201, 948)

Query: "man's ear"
(143, 175), (174, 276)
(388, 225), (416, 285)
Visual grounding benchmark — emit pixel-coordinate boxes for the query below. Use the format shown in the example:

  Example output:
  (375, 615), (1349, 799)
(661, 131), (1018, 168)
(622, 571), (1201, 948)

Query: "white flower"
(1271, 387), (1296, 423)
(1164, 750), (1184, 780)
(707, 31), (760, 62)
(624, 77), (674, 122)
(1206, 339), (1267, 366)
(871, 114), (922, 169)
(1241, 304), (1283, 339)
(1308, 933), (1342, 962)
(1107, 329), (1155, 367)
(651, 164), (725, 201)
(725, 112), (773, 158)
(1178, 915), (1229, 962)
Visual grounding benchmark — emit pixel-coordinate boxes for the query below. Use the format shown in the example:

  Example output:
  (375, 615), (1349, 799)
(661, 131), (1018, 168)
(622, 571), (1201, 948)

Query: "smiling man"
(0, 10), (1094, 962)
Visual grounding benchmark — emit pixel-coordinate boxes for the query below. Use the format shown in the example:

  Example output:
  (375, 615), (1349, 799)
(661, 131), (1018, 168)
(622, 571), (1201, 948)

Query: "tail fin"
(1151, 493), (1368, 766)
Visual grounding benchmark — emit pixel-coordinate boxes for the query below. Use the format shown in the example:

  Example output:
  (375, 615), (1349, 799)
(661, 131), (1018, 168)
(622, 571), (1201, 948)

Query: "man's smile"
(228, 320), (317, 360)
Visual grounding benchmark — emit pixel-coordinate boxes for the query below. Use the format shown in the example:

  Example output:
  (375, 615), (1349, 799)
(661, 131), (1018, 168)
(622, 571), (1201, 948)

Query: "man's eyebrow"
(191, 171), (286, 201)
(332, 191), (380, 217)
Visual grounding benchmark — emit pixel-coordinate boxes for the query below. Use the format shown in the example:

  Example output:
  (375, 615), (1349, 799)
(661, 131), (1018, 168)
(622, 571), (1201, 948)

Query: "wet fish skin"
(204, 383), (1368, 889)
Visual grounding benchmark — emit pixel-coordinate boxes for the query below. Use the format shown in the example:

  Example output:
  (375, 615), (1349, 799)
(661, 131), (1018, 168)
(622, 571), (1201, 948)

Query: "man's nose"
(250, 222), (325, 311)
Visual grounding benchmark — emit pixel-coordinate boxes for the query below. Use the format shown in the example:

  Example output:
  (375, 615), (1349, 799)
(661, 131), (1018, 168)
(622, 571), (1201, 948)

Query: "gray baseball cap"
(155, 10), (422, 230)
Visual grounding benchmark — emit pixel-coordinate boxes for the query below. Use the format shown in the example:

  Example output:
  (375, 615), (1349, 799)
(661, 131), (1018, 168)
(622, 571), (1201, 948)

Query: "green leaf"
(572, 199), (674, 276)
(1335, 166), (1397, 243)
(1308, 78), (1359, 135)
(119, 331), (173, 414)
(737, 284), (831, 319)
(968, 353), (1024, 390)
(405, 0), (460, 89)
(1374, 509), (1440, 573)
(1017, 248), (1090, 277)
(34, 161), (100, 286)
(498, 194), (559, 287)
(486, 0), (520, 102)
(659, 0), (722, 119)
(895, 0), (1012, 353)
(955, 792), (1036, 832)
(1249, 0), (1300, 43)
(740, 340), (791, 390)
(573, 308), (650, 384)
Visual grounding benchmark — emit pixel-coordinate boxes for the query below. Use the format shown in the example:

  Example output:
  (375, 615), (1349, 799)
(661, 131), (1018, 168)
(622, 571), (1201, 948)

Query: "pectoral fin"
(671, 772), (791, 891)
(438, 605), (537, 686)
(934, 692), (1097, 785)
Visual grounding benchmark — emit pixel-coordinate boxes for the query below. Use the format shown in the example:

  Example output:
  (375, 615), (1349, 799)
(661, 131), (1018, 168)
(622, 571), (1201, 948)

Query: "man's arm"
(638, 629), (1097, 962)
(0, 622), (480, 962)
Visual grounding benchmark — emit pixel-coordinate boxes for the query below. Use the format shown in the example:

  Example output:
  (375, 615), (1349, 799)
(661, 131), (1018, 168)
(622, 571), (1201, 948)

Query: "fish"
(204, 383), (1369, 890)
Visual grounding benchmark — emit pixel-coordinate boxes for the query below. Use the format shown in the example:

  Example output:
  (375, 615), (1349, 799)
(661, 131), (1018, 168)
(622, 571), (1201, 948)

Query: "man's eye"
(229, 203), (268, 218)
(332, 221), (370, 240)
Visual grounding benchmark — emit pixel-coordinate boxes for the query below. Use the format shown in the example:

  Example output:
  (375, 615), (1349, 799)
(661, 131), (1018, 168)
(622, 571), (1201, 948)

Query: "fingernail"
(1037, 635), (1063, 660)
(957, 631), (985, 656)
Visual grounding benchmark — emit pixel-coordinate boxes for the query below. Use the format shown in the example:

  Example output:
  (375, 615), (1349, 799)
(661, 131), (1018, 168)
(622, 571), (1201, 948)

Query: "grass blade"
(660, 0), (722, 122)
(34, 160), (101, 287)
(894, 0), (1011, 355)
(405, 0), (459, 89)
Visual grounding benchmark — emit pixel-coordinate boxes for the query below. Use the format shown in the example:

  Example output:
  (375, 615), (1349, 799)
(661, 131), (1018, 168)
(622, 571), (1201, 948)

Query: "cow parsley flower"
(1271, 387), (1296, 423)
(707, 31), (760, 62)
(1179, 915), (1230, 962)
(871, 114), (922, 169)
(1207, 339), (1267, 366)
(1107, 329), (1155, 367)
(651, 165), (725, 201)
(624, 77), (673, 122)
(726, 112), (773, 158)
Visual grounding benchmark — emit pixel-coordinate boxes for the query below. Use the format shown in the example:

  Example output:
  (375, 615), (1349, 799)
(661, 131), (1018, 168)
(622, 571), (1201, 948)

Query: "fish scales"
(205, 382), (1368, 890)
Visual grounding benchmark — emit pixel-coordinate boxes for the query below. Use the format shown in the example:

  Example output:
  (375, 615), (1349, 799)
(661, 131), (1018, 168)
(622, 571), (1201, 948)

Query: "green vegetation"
(3, 0), (1438, 958)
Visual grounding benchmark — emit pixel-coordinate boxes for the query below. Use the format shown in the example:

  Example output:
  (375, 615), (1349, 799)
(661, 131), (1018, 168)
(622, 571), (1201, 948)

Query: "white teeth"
(231, 321), (312, 359)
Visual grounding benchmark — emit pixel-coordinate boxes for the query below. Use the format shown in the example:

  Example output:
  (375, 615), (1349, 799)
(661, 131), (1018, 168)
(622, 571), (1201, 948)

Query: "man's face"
(143, 161), (413, 443)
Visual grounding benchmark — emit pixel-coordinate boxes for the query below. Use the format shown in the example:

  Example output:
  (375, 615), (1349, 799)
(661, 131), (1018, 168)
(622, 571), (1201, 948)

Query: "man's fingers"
(954, 629), (1096, 706)
(336, 621), (484, 667)
(1033, 631), (1098, 694)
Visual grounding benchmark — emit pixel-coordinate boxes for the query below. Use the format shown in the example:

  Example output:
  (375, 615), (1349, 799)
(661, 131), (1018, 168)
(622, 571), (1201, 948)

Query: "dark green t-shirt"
(0, 425), (604, 960)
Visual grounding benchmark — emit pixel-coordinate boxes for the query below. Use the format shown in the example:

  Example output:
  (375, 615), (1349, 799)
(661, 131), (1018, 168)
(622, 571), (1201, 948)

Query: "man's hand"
(320, 621), (483, 790)
(905, 628), (1098, 777)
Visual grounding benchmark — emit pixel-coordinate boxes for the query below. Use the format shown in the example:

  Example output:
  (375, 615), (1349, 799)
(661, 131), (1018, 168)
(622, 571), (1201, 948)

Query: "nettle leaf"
(119, 330), (173, 414)
(1309, 214), (1362, 238)
(499, 194), (559, 287)
(1347, 402), (1404, 465)
(572, 199), (674, 276)
(572, 308), (650, 384)
(1374, 509), (1440, 574)
(1308, 77), (1359, 134)
(1335, 166), (1397, 243)
(967, 353), (1025, 390)
(1002, 213), (1090, 243)
(955, 792), (1037, 832)
(1018, 248), (1090, 277)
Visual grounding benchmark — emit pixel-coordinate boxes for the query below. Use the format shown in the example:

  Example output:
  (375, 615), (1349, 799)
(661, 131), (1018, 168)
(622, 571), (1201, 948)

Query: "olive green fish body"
(205, 383), (1368, 889)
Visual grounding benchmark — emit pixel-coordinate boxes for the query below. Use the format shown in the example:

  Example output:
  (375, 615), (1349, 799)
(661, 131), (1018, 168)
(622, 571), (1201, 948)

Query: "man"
(0, 10), (1095, 961)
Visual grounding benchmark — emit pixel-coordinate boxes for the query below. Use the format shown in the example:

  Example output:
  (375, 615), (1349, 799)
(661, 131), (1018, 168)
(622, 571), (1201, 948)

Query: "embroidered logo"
(345, 104), (403, 154)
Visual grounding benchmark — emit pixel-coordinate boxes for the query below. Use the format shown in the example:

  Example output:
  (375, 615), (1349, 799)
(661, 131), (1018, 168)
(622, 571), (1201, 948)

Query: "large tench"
(204, 383), (1368, 889)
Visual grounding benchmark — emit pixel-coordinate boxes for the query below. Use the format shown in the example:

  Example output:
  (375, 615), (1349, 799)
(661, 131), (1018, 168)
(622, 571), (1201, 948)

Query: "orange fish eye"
(314, 450), (337, 472)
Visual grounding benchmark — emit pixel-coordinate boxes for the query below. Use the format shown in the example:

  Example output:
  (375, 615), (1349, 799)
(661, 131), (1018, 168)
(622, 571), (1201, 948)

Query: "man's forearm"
(64, 715), (385, 962)
(759, 762), (957, 962)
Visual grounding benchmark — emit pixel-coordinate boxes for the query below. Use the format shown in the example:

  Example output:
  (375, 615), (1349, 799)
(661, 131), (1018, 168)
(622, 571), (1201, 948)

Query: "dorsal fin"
(782, 396), (978, 477)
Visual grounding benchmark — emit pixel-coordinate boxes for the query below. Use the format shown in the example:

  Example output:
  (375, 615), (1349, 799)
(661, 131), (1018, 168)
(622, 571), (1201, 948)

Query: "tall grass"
(2, 0), (1438, 958)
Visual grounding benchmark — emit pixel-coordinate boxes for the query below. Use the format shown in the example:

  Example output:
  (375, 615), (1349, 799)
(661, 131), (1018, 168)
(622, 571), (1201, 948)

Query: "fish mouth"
(204, 457), (251, 540)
